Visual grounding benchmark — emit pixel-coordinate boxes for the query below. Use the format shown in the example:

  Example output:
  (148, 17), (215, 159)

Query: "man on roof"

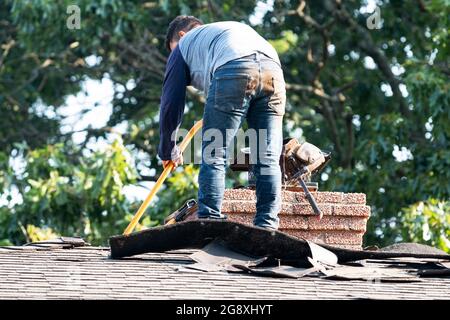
(159, 16), (286, 230)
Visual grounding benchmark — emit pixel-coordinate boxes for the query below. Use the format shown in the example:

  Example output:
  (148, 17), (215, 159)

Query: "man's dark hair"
(165, 15), (203, 52)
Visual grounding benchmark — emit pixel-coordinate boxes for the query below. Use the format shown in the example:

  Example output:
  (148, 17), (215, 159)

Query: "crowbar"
(123, 119), (203, 235)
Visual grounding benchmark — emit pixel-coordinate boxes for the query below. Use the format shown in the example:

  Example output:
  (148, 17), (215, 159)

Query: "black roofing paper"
(109, 220), (450, 263)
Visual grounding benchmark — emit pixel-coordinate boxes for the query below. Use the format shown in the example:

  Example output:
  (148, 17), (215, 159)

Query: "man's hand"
(162, 155), (183, 171)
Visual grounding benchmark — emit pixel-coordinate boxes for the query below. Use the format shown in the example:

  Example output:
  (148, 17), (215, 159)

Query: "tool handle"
(123, 163), (173, 235)
(299, 178), (323, 219)
(122, 120), (203, 235)
(178, 120), (203, 153)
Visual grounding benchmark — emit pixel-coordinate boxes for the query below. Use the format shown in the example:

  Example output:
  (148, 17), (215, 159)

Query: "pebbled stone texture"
(221, 189), (371, 249)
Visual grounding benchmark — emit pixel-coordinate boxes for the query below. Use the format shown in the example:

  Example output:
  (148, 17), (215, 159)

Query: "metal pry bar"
(289, 157), (323, 219)
(298, 173), (323, 219)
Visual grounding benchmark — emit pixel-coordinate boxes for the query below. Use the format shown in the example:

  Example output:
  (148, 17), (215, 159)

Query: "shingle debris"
(108, 220), (450, 285)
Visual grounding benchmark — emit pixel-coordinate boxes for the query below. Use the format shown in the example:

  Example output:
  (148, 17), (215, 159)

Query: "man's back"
(160, 16), (285, 229)
(178, 21), (280, 93)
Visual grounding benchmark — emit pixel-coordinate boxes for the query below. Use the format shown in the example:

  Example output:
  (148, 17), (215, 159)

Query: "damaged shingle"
(109, 220), (450, 263)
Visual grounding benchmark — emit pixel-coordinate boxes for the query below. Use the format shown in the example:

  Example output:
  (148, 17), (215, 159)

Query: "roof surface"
(0, 246), (449, 300)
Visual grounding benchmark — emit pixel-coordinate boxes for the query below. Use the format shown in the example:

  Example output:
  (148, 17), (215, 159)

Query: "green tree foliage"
(0, 139), (138, 245)
(400, 199), (450, 252)
(0, 1), (448, 249)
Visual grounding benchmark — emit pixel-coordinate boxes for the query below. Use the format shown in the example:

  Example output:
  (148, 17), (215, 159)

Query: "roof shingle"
(0, 246), (449, 300)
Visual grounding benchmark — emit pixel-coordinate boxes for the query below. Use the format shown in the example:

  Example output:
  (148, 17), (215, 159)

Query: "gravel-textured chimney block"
(221, 189), (371, 249)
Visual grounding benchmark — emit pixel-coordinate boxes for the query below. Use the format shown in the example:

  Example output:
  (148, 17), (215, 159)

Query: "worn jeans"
(198, 52), (286, 229)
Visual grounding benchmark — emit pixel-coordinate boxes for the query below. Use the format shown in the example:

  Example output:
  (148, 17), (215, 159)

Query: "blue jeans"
(198, 52), (286, 229)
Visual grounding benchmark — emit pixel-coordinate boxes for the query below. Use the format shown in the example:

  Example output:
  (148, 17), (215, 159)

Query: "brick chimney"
(220, 188), (370, 250)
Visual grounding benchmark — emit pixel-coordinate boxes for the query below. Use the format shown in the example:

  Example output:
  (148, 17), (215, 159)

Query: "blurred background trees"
(0, 0), (448, 249)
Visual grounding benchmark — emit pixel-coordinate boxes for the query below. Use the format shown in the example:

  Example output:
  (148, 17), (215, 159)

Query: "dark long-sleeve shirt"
(158, 46), (190, 160)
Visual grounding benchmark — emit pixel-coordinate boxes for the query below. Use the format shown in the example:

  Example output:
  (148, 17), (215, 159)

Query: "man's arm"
(158, 46), (190, 161)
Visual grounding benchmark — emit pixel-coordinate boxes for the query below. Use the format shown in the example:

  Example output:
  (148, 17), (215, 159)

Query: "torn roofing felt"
(177, 240), (266, 273)
(232, 257), (423, 282)
(179, 240), (326, 278)
(110, 233), (449, 282)
(109, 220), (450, 263)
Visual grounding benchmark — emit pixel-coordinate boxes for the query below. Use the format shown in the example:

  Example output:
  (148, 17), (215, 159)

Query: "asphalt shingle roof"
(0, 246), (449, 300)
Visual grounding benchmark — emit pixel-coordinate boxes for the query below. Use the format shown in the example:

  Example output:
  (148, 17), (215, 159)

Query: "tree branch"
(328, 0), (411, 117)
(286, 83), (343, 102)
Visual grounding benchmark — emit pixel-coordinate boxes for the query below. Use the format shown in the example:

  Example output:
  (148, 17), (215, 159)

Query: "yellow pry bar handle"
(123, 119), (203, 235)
